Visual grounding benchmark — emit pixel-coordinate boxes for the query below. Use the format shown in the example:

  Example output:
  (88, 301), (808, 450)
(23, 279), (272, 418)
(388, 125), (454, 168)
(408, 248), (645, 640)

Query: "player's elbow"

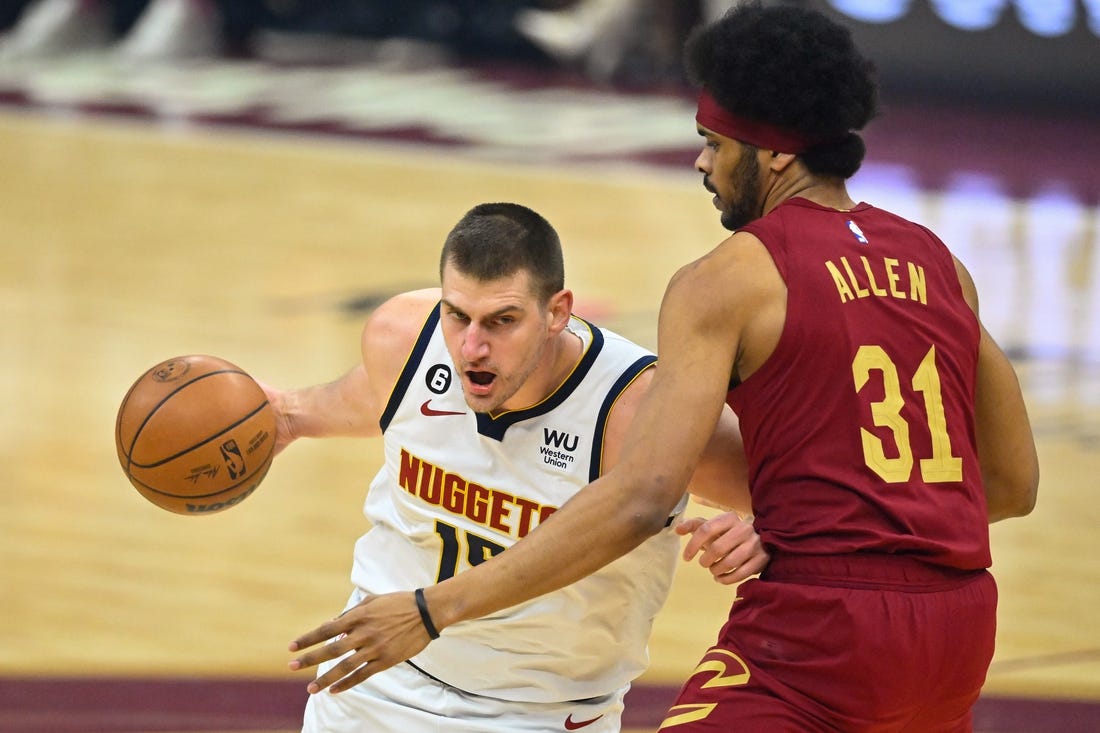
(622, 474), (689, 538)
(626, 504), (676, 539)
(985, 466), (1039, 522)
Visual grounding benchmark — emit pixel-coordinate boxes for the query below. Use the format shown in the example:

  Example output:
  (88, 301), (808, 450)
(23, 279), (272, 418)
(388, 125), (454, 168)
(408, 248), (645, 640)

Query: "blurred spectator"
(0, 0), (557, 66)
(263, 1), (552, 65)
(0, 0), (718, 86)
(515, 0), (705, 84)
(0, 0), (238, 63)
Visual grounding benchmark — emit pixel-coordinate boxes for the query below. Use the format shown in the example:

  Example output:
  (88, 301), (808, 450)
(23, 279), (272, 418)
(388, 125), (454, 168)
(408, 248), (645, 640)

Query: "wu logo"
(543, 428), (579, 452)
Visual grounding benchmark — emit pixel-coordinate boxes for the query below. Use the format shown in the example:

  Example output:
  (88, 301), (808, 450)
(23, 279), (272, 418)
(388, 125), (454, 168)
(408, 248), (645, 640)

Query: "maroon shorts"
(659, 554), (997, 733)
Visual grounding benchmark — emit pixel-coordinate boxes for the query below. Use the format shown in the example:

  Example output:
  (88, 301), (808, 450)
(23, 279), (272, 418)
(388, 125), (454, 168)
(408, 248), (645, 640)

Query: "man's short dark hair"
(441, 203), (565, 303)
(685, 1), (878, 178)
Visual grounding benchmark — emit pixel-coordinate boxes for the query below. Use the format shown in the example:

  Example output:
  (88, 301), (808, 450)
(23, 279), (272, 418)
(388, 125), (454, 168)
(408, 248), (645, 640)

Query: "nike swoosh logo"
(420, 399), (466, 417)
(564, 713), (604, 730)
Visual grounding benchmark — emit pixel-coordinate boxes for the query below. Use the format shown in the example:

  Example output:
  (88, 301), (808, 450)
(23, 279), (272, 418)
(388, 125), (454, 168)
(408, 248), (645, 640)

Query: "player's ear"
(547, 289), (573, 333)
(768, 150), (797, 172)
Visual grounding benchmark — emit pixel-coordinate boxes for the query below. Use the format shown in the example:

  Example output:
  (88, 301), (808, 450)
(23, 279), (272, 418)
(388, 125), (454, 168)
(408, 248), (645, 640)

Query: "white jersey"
(350, 305), (684, 703)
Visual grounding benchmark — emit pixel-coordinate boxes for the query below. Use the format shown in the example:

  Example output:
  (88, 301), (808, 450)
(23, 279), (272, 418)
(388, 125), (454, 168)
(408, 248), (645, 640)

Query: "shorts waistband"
(762, 553), (987, 591)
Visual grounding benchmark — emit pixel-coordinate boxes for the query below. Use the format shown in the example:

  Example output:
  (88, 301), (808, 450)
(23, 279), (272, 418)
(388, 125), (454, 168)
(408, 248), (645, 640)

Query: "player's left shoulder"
(666, 232), (779, 325)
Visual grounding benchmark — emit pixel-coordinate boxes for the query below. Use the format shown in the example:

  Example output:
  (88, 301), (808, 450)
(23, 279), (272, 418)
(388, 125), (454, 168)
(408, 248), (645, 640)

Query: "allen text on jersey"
(824, 255), (928, 305)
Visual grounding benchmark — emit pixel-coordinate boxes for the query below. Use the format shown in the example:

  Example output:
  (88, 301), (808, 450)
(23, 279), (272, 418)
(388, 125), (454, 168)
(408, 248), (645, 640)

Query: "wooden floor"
(2, 84), (1099, 732)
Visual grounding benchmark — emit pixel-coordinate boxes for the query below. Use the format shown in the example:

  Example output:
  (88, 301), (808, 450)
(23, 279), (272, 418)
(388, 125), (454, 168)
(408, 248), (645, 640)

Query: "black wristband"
(414, 587), (440, 640)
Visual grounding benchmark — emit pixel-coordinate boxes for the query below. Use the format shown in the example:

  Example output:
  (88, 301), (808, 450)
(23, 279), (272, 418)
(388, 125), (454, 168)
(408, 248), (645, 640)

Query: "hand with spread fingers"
(289, 591), (431, 695)
(677, 512), (769, 585)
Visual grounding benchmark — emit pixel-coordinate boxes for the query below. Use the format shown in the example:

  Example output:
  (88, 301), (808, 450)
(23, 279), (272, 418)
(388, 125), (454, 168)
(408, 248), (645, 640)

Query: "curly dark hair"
(685, 1), (878, 178)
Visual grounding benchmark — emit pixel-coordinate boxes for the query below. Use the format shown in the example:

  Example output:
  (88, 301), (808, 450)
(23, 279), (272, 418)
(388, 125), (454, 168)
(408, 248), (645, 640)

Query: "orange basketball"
(115, 354), (276, 515)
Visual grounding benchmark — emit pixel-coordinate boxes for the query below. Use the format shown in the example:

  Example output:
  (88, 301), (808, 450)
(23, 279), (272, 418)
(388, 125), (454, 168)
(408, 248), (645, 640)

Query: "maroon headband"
(696, 89), (815, 154)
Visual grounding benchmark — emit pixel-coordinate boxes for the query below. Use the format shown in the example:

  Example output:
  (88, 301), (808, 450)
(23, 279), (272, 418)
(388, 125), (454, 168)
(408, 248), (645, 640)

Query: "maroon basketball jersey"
(731, 197), (990, 569)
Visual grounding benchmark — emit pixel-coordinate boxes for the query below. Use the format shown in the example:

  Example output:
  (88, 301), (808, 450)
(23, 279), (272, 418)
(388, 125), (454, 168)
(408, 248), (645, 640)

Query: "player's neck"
(765, 173), (856, 215)
(501, 326), (584, 412)
(538, 326), (585, 399)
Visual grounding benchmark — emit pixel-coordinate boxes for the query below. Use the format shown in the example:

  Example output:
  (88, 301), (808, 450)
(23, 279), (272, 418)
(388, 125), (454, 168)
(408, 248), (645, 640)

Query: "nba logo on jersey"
(847, 220), (869, 244)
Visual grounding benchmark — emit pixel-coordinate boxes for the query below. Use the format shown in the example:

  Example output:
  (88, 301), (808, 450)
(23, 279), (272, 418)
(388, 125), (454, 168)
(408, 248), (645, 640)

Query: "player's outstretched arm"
(258, 365), (375, 455)
(260, 289), (440, 455)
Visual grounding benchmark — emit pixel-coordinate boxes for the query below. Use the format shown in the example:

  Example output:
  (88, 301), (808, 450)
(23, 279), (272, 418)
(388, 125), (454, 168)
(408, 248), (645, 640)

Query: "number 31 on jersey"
(853, 343), (963, 484)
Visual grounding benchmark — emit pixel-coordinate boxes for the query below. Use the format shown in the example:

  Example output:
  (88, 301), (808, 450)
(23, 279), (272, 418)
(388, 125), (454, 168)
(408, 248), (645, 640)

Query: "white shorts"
(301, 658), (626, 733)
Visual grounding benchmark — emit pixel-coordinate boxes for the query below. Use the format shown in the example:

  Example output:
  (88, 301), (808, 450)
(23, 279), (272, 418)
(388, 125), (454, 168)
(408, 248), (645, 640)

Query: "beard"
(717, 149), (762, 231)
(462, 337), (547, 414)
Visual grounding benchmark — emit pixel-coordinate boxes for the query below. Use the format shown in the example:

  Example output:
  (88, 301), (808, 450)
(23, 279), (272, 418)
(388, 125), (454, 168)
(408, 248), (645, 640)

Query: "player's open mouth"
(466, 371), (496, 394)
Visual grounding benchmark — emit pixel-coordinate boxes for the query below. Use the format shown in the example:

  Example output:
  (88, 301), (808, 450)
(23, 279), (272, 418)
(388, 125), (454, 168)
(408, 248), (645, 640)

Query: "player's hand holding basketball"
(677, 512), (770, 585)
(289, 591), (434, 694)
(254, 380), (298, 457)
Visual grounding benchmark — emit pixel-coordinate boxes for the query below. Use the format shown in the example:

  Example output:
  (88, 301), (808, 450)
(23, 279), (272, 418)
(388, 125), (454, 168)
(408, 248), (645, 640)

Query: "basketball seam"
(128, 401), (272, 469)
(124, 368), (252, 469)
(128, 446), (275, 500)
(115, 376), (144, 468)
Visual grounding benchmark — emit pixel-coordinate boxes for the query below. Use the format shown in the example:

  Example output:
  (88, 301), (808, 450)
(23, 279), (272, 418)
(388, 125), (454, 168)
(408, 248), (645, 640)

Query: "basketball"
(115, 354), (277, 515)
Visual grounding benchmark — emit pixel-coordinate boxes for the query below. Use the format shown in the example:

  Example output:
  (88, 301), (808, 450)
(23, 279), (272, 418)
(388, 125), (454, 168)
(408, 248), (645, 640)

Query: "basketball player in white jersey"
(264, 203), (765, 732)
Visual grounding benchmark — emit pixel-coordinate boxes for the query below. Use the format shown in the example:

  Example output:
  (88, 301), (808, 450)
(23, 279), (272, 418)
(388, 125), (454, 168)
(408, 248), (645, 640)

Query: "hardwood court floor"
(2, 65), (1099, 731)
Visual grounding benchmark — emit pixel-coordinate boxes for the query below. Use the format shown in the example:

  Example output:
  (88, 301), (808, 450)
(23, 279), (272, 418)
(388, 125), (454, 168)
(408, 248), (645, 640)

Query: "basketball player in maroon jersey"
(287, 4), (1039, 730)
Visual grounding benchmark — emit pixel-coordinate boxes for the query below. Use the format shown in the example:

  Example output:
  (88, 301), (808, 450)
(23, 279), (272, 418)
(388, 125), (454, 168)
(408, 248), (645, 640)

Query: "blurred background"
(2, 1), (1099, 731)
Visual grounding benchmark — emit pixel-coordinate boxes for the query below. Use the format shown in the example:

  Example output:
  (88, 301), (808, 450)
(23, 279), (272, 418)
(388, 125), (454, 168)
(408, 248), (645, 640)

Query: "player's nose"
(695, 146), (712, 174)
(461, 324), (490, 360)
